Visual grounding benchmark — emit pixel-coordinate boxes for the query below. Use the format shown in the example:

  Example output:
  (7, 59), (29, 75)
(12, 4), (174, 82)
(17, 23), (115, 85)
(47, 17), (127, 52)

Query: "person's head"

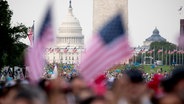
(159, 66), (184, 104)
(48, 91), (67, 104)
(122, 69), (146, 103)
(161, 77), (173, 93)
(167, 66), (184, 101)
(70, 76), (87, 95)
(14, 85), (47, 104)
(77, 87), (94, 103)
(79, 96), (106, 104)
(90, 96), (106, 104)
(158, 94), (182, 104)
(2, 81), (18, 104)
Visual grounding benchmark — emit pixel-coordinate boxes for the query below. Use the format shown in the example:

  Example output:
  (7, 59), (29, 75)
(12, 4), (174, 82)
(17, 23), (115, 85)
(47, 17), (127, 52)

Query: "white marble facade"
(46, 1), (84, 64)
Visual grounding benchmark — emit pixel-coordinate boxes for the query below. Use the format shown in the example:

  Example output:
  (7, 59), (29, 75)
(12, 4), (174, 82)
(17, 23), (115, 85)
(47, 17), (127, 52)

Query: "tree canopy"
(149, 41), (177, 51)
(0, 0), (28, 68)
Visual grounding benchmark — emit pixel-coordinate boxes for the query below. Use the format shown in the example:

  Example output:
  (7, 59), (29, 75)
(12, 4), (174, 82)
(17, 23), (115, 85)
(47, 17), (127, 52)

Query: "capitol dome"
(56, 0), (84, 48)
(143, 27), (166, 48)
(145, 27), (166, 42)
(46, 0), (84, 64)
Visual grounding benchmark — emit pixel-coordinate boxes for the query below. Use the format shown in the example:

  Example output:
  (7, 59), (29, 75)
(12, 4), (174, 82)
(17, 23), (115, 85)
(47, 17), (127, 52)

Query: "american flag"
(148, 49), (154, 54)
(28, 23), (34, 46)
(47, 48), (54, 53)
(46, 48), (51, 53)
(55, 48), (60, 53)
(168, 50), (171, 54)
(158, 49), (163, 53)
(64, 47), (68, 53)
(72, 47), (77, 53)
(139, 48), (145, 54)
(25, 5), (54, 84)
(171, 50), (175, 54)
(78, 14), (132, 82)
(172, 49), (177, 53)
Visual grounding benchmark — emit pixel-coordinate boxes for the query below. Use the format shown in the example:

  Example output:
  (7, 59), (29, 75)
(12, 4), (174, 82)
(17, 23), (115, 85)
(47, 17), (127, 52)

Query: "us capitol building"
(46, 1), (84, 64)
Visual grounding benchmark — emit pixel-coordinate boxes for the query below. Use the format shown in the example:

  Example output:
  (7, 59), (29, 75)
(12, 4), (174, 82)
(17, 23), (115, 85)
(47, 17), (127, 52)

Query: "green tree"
(149, 41), (177, 65)
(0, 0), (28, 69)
(149, 41), (176, 52)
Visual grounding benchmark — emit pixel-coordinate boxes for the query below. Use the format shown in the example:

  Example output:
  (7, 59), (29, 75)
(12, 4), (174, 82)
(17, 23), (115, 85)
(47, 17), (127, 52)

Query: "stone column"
(93, 0), (128, 32)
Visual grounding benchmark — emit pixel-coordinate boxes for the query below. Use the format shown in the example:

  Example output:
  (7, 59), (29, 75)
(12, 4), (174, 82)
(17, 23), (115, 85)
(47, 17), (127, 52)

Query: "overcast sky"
(7, 0), (184, 47)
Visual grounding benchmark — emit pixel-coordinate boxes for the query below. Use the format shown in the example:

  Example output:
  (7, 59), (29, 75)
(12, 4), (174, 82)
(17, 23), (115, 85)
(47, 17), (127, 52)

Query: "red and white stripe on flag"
(79, 34), (132, 82)
(25, 5), (54, 84)
(64, 48), (68, 53)
(55, 48), (60, 53)
(158, 49), (163, 53)
(73, 48), (77, 53)
(148, 50), (153, 54)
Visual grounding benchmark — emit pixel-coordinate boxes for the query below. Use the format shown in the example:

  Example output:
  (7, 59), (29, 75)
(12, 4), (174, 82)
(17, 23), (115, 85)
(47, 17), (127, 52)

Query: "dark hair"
(171, 66), (184, 85)
(123, 69), (144, 83)
(14, 85), (47, 104)
(79, 96), (105, 104)
(161, 65), (184, 93)
(161, 78), (174, 93)
(69, 75), (83, 83)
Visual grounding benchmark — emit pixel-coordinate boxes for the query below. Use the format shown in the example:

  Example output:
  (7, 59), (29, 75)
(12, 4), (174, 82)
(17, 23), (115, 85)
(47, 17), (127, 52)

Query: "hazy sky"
(7, 0), (184, 47)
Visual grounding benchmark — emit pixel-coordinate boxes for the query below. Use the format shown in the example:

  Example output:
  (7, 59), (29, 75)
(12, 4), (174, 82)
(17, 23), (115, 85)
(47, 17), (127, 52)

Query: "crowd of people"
(0, 65), (184, 104)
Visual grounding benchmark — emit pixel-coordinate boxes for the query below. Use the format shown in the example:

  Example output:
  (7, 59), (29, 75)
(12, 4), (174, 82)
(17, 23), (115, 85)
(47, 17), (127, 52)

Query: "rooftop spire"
(69, 0), (72, 8)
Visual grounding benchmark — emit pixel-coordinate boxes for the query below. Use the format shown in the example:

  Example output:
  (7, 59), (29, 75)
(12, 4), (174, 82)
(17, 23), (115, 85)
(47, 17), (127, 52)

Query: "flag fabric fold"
(55, 48), (60, 53)
(148, 49), (154, 54)
(28, 23), (34, 46)
(78, 14), (132, 82)
(64, 47), (68, 53)
(73, 47), (77, 53)
(158, 49), (163, 53)
(25, 5), (54, 84)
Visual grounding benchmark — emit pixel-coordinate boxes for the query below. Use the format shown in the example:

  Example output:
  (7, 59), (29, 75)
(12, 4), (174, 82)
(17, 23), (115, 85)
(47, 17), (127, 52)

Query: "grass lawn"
(109, 64), (174, 74)
(142, 65), (174, 73)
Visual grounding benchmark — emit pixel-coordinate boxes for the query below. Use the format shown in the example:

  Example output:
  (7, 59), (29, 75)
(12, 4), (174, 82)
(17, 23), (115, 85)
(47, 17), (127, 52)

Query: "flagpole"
(162, 47), (163, 65)
(157, 49), (159, 61)
(153, 46), (155, 63)
(135, 54), (137, 64)
(150, 51), (152, 64)
(141, 53), (143, 64)
(166, 49), (167, 65)
(169, 51), (171, 66)
(158, 49), (159, 61)
(176, 48), (178, 65)
(33, 20), (35, 44)
(151, 51), (152, 64)
(182, 48), (184, 65)
(179, 49), (180, 65)
(173, 51), (174, 65)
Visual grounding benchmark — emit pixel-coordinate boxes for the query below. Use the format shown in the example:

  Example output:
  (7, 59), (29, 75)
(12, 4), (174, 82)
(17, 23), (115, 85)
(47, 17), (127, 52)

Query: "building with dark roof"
(143, 27), (166, 48)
